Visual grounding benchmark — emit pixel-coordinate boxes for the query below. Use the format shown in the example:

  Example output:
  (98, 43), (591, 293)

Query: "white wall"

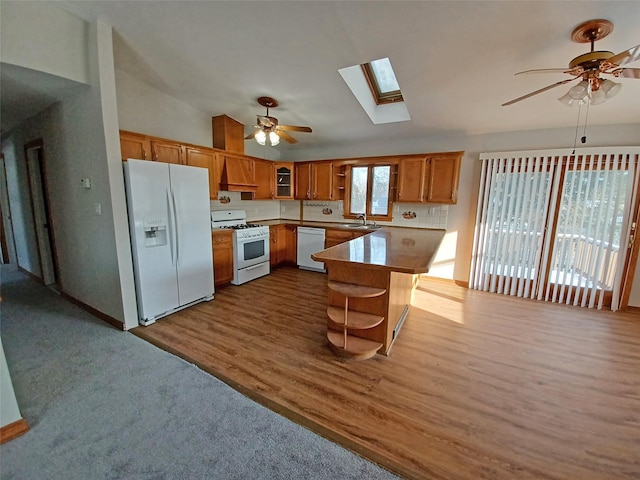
(114, 69), (279, 160)
(0, 1), (88, 84)
(0, 338), (22, 429)
(1, 6), (138, 329)
(115, 69), (213, 147)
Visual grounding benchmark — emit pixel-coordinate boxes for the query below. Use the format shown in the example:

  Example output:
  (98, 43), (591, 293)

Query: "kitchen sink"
(337, 224), (381, 230)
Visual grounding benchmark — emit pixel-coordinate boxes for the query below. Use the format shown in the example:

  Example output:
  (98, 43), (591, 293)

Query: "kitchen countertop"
(257, 219), (382, 232)
(311, 227), (445, 274)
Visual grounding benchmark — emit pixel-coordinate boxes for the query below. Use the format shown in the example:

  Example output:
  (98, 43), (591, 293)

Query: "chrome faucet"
(357, 213), (367, 225)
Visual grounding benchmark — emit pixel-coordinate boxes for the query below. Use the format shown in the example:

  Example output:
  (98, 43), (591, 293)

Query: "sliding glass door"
(470, 148), (639, 310)
(545, 160), (632, 308)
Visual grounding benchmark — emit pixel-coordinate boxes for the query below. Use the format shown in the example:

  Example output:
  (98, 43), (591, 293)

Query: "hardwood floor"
(132, 267), (640, 480)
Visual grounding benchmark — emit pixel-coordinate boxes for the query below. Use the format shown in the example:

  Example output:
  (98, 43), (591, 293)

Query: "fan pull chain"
(572, 101), (583, 154)
(581, 99), (591, 144)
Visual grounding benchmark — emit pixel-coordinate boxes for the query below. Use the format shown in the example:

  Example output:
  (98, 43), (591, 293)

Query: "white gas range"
(211, 210), (270, 285)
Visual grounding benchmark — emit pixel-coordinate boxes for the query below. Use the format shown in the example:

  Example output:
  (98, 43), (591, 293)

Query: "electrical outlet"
(94, 203), (102, 215)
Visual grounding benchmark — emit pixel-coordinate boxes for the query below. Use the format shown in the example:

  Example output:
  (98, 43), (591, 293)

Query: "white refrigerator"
(124, 159), (214, 325)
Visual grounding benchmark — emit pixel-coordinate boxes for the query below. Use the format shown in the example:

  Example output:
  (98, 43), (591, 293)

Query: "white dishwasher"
(297, 227), (326, 272)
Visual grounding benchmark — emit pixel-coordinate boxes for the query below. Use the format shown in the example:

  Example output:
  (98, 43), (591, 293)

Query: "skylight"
(338, 57), (410, 125)
(361, 57), (403, 105)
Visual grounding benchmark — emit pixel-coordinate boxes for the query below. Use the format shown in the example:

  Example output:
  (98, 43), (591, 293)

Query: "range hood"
(219, 155), (257, 193)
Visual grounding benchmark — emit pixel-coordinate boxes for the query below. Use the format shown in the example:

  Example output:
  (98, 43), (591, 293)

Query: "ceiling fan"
(244, 96), (312, 146)
(502, 19), (640, 106)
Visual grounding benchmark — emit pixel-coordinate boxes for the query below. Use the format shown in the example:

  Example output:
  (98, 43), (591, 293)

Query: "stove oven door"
(235, 235), (269, 270)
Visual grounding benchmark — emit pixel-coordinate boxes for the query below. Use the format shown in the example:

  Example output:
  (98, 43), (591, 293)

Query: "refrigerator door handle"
(171, 189), (181, 266)
(167, 188), (177, 266)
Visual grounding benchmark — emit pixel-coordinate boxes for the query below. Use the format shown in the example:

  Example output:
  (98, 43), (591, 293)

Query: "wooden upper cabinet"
(120, 131), (151, 161)
(254, 159), (274, 199)
(295, 162), (312, 200)
(397, 157), (427, 202)
(151, 140), (184, 164)
(332, 163), (347, 201)
(426, 154), (461, 204)
(396, 152), (462, 204)
(185, 147), (219, 199)
(274, 163), (294, 199)
(295, 161), (333, 200)
(312, 162), (333, 200)
(212, 114), (245, 154)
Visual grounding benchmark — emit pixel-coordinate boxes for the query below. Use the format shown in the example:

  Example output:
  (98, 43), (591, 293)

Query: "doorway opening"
(24, 140), (60, 289)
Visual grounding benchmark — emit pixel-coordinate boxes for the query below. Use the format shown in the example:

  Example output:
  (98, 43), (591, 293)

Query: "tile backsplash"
(211, 191), (280, 222)
(212, 193), (447, 229)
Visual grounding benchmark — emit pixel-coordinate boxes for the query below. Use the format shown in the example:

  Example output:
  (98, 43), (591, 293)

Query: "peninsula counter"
(311, 227), (445, 355)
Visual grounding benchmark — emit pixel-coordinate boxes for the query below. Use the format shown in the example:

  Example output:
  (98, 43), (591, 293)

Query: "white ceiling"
(3, 1), (640, 150)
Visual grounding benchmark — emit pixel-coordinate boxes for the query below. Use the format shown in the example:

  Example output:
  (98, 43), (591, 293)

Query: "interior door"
(25, 142), (58, 285)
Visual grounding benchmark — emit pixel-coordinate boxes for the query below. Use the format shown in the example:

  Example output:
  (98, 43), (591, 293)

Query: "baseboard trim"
(422, 276), (469, 288)
(624, 305), (640, 314)
(0, 418), (29, 444)
(60, 291), (125, 331)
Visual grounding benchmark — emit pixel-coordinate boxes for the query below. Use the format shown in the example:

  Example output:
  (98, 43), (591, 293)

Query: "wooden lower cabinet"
(269, 225), (287, 267)
(270, 224), (297, 266)
(212, 230), (233, 287)
(284, 226), (297, 264)
(325, 228), (365, 248)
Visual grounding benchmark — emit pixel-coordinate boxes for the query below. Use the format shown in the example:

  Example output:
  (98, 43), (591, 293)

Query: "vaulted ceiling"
(3, 1), (640, 150)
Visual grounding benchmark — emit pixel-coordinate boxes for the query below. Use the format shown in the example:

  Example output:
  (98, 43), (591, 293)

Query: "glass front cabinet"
(275, 163), (294, 199)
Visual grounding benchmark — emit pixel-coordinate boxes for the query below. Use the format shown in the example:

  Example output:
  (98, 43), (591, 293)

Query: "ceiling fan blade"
(515, 68), (575, 75)
(244, 130), (257, 140)
(276, 130), (298, 144)
(278, 125), (313, 133)
(502, 77), (578, 106)
(614, 67), (640, 79)
(606, 44), (640, 67)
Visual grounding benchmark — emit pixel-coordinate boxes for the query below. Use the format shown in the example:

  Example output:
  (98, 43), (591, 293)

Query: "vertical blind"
(470, 147), (639, 310)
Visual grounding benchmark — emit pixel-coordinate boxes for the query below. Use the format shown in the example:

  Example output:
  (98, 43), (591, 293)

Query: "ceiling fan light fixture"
(601, 79), (622, 98)
(569, 80), (589, 100)
(269, 131), (280, 146)
(558, 92), (578, 106)
(589, 88), (607, 105)
(255, 130), (267, 145)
